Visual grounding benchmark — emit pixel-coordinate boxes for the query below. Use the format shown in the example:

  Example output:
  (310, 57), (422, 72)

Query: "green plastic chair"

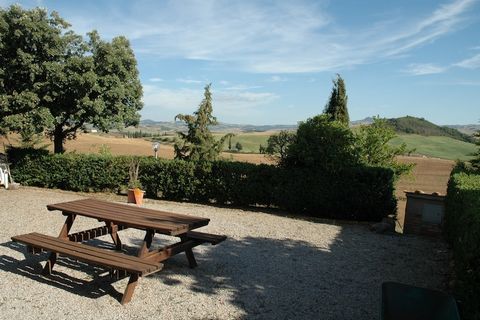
(381, 282), (460, 320)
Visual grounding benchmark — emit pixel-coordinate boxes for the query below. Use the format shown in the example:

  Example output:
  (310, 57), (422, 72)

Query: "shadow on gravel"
(150, 226), (448, 320)
(0, 240), (124, 301)
(0, 226), (448, 319)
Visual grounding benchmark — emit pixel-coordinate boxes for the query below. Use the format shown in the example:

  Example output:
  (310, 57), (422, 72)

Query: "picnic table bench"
(11, 198), (226, 304)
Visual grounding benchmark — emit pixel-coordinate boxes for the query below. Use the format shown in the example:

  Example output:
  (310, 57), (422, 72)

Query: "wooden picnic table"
(11, 198), (226, 304)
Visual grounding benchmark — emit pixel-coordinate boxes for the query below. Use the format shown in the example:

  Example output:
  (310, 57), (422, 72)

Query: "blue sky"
(2, 0), (480, 125)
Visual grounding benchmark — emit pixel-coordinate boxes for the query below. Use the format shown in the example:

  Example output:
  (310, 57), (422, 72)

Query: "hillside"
(390, 134), (477, 161)
(387, 116), (474, 143)
(445, 124), (480, 136)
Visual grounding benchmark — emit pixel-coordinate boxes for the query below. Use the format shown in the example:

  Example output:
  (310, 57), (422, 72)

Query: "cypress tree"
(174, 84), (233, 161)
(324, 74), (349, 126)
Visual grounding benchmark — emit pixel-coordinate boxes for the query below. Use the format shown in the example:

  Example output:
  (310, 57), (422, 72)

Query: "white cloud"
(224, 84), (263, 91)
(176, 78), (204, 84)
(405, 63), (448, 75)
(455, 53), (480, 69)
(52, 0), (478, 73)
(269, 76), (287, 82)
(149, 77), (164, 82)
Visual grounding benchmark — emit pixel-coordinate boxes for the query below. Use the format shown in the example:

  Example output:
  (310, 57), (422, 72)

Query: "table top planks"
(47, 198), (210, 236)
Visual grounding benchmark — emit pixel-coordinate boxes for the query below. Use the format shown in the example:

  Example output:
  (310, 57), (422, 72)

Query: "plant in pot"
(127, 158), (145, 205)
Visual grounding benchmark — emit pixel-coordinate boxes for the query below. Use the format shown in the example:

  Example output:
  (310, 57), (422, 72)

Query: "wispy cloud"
(404, 63), (448, 75)
(149, 77), (164, 82)
(224, 84), (263, 91)
(61, 0), (477, 74)
(141, 84), (278, 121)
(269, 76), (287, 82)
(455, 53), (480, 69)
(176, 78), (204, 84)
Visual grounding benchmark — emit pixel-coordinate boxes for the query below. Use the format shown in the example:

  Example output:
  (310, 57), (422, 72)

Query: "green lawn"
(390, 134), (477, 161)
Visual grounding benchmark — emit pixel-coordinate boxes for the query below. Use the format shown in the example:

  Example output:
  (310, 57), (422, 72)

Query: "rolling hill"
(386, 116), (475, 143)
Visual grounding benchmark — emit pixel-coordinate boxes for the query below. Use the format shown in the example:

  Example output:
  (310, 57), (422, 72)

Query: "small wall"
(404, 191), (445, 236)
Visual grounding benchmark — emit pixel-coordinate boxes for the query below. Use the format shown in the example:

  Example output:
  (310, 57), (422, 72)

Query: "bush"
(283, 115), (358, 172)
(8, 148), (395, 221)
(445, 168), (480, 319)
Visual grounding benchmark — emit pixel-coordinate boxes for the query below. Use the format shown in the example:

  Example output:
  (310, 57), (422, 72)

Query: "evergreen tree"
(174, 84), (232, 161)
(324, 74), (349, 125)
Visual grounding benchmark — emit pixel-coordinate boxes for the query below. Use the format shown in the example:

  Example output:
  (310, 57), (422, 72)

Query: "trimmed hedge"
(445, 169), (480, 320)
(7, 147), (396, 221)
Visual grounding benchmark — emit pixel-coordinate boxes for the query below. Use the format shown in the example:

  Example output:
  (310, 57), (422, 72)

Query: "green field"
(143, 130), (477, 160)
(390, 134), (477, 161)
(214, 133), (270, 153)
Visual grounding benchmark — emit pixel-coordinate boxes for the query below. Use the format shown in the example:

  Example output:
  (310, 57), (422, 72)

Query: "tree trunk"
(53, 126), (65, 154)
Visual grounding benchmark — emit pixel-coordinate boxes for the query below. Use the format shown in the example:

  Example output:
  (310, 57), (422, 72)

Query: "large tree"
(0, 6), (67, 134)
(0, 6), (143, 153)
(324, 74), (349, 125)
(46, 31), (142, 153)
(174, 84), (232, 161)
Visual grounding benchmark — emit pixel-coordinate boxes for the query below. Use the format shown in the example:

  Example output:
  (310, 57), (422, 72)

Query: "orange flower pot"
(127, 188), (145, 205)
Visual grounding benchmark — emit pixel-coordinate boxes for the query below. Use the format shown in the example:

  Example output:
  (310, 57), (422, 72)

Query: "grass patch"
(214, 133), (270, 153)
(390, 134), (476, 161)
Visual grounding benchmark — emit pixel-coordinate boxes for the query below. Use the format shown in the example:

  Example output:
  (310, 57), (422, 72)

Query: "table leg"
(184, 248), (198, 268)
(121, 274), (139, 305)
(43, 213), (76, 275)
(137, 229), (155, 257)
(107, 222), (123, 251)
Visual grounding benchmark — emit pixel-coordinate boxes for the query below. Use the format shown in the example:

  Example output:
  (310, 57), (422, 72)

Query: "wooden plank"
(142, 239), (199, 263)
(14, 233), (159, 273)
(48, 199), (210, 232)
(21, 233), (161, 271)
(48, 201), (197, 235)
(67, 225), (127, 242)
(186, 231), (227, 245)
(75, 199), (210, 230)
(12, 233), (162, 274)
(48, 198), (209, 225)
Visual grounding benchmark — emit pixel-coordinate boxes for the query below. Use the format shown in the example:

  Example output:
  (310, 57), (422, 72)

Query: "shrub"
(8, 148), (395, 221)
(445, 168), (480, 319)
(283, 114), (358, 172)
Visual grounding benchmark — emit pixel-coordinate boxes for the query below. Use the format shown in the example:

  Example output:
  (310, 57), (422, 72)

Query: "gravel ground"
(0, 187), (450, 320)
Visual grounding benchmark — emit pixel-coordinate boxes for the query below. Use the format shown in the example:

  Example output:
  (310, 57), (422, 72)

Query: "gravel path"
(0, 187), (450, 320)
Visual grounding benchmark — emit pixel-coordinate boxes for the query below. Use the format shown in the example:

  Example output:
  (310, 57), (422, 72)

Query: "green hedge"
(7, 147), (396, 221)
(445, 169), (480, 320)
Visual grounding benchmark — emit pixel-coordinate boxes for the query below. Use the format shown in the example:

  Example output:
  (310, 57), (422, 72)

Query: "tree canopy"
(282, 114), (358, 172)
(259, 130), (296, 162)
(174, 84), (232, 161)
(324, 74), (349, 125)
(0, 6), (143, 153)
(354, 117), (414, 177)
